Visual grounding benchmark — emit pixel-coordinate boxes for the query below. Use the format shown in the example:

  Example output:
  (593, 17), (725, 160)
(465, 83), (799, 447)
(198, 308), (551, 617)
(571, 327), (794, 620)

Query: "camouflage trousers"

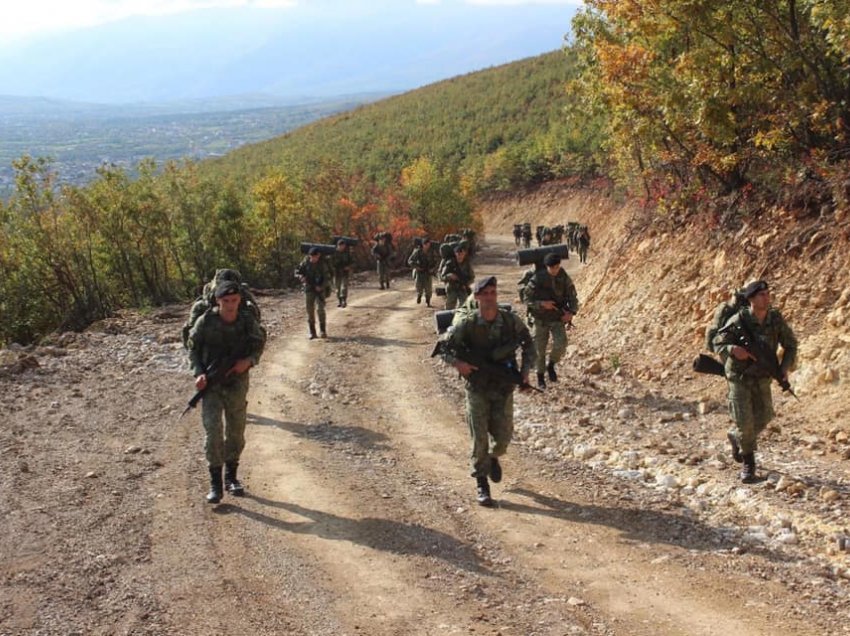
(533, 319), (567, 374)
(413, 270), (432, 302)
(727, 377), (774, 454)
(305, 292), (327, 329)
(465, 385), (514, 478)
(578, 246), (588, 263)
(445, 284), (469, 310)
(334, 272), (349, 303)
(376, 260), (390, 286)
(202, 376), (249, 467)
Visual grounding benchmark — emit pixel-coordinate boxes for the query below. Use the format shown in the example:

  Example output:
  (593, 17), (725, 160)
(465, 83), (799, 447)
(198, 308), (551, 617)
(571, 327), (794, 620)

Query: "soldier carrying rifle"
(713, 280), (797, 483)
(439, 276), (536, 507)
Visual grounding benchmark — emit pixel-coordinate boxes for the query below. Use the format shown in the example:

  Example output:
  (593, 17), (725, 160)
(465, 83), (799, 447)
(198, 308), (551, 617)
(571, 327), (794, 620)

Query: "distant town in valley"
(0, 95), (384, 196)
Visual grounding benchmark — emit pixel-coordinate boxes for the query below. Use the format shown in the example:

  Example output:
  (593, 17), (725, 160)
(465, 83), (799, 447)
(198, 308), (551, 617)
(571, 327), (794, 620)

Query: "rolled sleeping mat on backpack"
(434, 303), (514, 334)
(331, 235), (360, 247)
(516, 243), (569, 266)
(300, 242), (337, 256)
(435, 286), (447, 297)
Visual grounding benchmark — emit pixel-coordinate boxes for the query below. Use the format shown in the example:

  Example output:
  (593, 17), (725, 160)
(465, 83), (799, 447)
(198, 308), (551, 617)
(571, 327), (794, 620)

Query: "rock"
(567, 597), (586, 607)
(775, 475), (792, 492)
(585, 360), (603, 375)
(656, 474), (679, 489)
(617, 407), (634, 420)
(820, 488), (840, 503)
(85, 471), (98, 479)
(124, 446), (142, 454)
(573, 444), (598, 460)
(834, 431), (849, 444)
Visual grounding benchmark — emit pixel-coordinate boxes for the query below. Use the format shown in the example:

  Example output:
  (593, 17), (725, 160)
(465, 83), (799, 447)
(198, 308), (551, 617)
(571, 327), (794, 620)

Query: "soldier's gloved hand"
(731, 345), (756, 361)
(195, 374), (208, 391)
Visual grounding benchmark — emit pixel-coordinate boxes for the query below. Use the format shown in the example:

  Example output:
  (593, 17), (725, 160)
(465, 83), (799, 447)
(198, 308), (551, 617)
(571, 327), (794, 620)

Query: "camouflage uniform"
(526, 268), (579, 375)
(577, 228), (590, 263)
(187, 307), (266, 469)
(331, 247), (353, 307)
(443, 308), (535, 479)
(181, 269), (260, 348)
(407, 244), (435, 305)
(295, 256), (333, 337)
(713, 306), (797, 455)
(372, 240), (393, 289)
(439, 256), (474, 310)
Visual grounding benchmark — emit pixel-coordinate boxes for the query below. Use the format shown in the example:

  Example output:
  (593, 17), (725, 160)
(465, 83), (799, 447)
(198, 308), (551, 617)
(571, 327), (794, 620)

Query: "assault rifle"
(716, 322), (799, 400)
(181, 353), (244, 417)
(431, 340), (542, 393)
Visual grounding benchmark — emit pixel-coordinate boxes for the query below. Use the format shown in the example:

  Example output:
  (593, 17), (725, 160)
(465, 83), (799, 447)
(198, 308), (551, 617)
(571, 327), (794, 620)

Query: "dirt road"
(2, 235), (846, 635)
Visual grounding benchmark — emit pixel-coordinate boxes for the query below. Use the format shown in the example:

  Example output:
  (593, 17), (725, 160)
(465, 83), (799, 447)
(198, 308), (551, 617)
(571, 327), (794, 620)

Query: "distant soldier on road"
(440, 276), (535, 507)
(521, 224), (532, 249)
(295, 246), (333, 339)
(331, 239), (353, 308)
(577, 226), (590, 264)
(513, 224), (522, 246)
(372, 232), (394, 289)
(439, 243), (475, 310)
(187, 279), (266, 504)
(408, 237), (436, 306)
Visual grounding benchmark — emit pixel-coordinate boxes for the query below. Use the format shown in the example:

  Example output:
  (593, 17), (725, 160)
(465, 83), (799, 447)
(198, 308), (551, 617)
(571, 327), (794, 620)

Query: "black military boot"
(416, 294), (422, 304)
(476, 475), (494, 507)
(537, 372), (546, 389)
(727, 432), (743, 463)
(224, 462), (245, 496)
(740, 452), (760, 483)
(206, 466), (223, 504)
(547, 361), (558, 383)
(308, 323), (317, 340)
(425, 297), (431, 307)
(489, 457), (502, 483)
(319, 320), (328, 338)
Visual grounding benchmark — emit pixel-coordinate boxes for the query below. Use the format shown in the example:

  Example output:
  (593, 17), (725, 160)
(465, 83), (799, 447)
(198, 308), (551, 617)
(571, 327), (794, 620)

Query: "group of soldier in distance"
(182, 220), (797, 508)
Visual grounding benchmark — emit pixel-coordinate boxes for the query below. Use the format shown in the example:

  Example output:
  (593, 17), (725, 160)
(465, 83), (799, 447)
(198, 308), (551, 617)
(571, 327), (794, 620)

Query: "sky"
(0, 0), (580, 42)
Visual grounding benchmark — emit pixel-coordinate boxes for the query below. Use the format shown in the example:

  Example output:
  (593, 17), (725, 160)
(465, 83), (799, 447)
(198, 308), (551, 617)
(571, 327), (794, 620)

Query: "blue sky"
(0, 0), (580, 42)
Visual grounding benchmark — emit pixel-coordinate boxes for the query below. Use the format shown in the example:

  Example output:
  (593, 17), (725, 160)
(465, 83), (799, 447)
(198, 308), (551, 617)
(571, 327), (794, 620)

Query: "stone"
(585, 360), (602, 375)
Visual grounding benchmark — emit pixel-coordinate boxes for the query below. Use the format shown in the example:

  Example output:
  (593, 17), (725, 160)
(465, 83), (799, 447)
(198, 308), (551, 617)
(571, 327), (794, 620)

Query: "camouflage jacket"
(442, 308), (535, 391)
(407, 247), (435, 273)
(439, 257), (474, 290)
(525, 269), (579, 322)
(330, 250), (353, 274)
(187, 307), (266, 378)
(295, 257), (332, 295)
(713, 306), (798, 381)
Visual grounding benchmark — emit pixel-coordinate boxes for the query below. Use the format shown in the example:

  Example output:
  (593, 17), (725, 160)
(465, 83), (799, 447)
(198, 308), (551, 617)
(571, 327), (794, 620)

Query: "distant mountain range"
(0, 2), (575, 104)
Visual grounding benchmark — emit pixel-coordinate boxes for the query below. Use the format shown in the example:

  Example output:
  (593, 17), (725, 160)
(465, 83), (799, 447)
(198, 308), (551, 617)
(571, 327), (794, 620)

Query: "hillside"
(202, 50), (596, 189)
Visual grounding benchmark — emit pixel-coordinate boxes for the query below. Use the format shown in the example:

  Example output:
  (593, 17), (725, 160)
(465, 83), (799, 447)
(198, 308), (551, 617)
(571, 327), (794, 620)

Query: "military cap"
(308, 246), (321, 256)
(743, 280), (769, 299)
(214, 280), (241, 298)
(543, 253), (561, 266)
(453, 242), (468, 253)
(473, 276), (497, 294)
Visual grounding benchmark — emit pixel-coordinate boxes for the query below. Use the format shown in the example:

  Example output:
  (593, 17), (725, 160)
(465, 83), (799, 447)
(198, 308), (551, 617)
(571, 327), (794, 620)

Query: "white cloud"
(0, 0), (296, 41)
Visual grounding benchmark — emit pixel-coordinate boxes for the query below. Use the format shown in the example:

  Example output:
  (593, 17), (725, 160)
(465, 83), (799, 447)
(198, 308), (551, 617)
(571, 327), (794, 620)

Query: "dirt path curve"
(151, 238), (820, 635)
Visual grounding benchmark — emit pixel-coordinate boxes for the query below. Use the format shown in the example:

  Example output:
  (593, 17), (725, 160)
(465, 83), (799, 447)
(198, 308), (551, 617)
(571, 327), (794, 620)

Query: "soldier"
(187, 280), (266, 504)
(331, 239), (353, 308)
(577, 226), (591, 264)
(521, 223), (532, 249)
(407, 237), (436, 306)
(540, 227), (555, 246)
(525, 252), (578, 389)
(295, 246), (333, 339)
(512, 224), (522, 246)
(439, 243), (475, 310)
(713, 280), (798, 483)
(372, 232), (393, 289)
(440, 276), (535, 506)
(181, 268), (260, 348)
